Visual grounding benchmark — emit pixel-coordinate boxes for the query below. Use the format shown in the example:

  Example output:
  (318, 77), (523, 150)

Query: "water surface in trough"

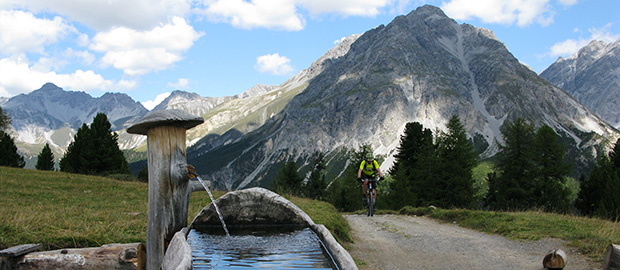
(188, 227), (334, 269)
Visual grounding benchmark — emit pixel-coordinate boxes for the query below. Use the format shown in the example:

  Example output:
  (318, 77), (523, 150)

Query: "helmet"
(365, 153), (374, 161)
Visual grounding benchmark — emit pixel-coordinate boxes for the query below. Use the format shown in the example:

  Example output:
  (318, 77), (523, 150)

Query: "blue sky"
(1, 0), (618, 109)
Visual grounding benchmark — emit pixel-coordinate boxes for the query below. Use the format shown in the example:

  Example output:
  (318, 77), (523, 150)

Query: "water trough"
(164, 187), (357, 269)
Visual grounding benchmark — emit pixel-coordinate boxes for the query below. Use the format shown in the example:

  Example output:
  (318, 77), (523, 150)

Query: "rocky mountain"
(3, 83), (147, 132)
(2, 80), (296, 167)
(186, 5), (619, 190)
(234, 84), (278, 99)
(1, 83), (149, 166)
(151, 90), (231, 116)
(540, 39), (620, 129)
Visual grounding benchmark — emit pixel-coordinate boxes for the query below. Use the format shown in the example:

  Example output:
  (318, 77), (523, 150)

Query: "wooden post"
(127, 109), (203, 270)
(543, 249), (567, 269)
(606, 244), (620, 270)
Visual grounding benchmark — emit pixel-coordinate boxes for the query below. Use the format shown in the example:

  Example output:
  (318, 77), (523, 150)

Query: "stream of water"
(195, 176), (230, 237)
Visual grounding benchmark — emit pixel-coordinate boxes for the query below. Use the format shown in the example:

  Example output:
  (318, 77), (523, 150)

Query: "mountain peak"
(235, 84), (277, 99)
(567, 40), (607, 61)
(37, 82), (63, 93)
(40, 82), (61, 90)
(411, 5), (444, 15)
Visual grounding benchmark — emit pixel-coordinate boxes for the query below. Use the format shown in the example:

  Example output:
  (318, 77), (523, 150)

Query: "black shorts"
(361, 174), (376, 180)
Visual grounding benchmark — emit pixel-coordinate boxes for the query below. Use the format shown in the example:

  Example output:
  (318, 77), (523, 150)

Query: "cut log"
(0, 244), (41, 257)
(13, 243), (145, 270)
(606, 244), (620, 270)
(543, 249), (567, 269)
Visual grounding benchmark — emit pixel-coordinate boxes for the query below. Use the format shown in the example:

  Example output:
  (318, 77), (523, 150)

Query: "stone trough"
(164, 187), (357, 270)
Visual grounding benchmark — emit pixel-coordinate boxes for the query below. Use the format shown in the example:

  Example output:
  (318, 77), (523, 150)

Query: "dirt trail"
(344, 214), (601, 270)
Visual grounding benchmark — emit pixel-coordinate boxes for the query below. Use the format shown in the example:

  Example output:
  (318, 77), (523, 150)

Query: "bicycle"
(361, 176), (382, 217)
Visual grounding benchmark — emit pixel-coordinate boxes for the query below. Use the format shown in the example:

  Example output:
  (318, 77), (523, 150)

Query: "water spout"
(194, 176), (230, 237)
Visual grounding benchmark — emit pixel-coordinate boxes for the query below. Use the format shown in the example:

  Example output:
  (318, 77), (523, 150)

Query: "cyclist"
(357, 153), (384, 206)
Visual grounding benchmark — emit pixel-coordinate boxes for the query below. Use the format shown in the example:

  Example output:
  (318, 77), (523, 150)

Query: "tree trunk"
(606, 244), (620, 270)
(542, 249), (566, 269)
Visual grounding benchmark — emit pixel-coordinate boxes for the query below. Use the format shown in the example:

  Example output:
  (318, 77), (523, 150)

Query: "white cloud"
(255, 53), (294, 75)
(168, 78), (190, 89)
(3, 0), (192, 31)
(141, 92), (171, 110)
(63, 48), (96, 66)
(199, 0), (304, 31)
(298, 0), (390, 16)
(441, 0), (558, 27)
(0, 57), (135, 97)
(549, 39), (588, 56)
(558, 0), (578, 5)
(548, 24), (620, 57)
(198, 0), (396, 30)
(0, 10), (72, 55)
(90, 16), (202, 76)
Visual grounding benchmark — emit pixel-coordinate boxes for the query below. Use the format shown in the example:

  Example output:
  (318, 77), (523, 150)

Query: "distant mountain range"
(1, 5), (618, 189)
(540, 38), (620, 129)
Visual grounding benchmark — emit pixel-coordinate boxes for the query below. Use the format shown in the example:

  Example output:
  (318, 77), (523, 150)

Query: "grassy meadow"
(0, 166), (349, 250)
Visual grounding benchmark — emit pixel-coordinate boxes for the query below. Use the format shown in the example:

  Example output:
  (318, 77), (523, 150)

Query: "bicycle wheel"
(369, 192), (375, 216)
(366, 193), (371, 216)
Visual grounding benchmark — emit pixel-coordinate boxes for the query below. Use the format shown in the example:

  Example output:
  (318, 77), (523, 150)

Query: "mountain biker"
(357, 153), (384, 206)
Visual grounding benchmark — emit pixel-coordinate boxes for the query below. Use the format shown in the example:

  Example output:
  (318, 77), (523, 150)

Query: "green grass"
(0, 167), (215, 250)
(427, 208), (619, 262)
(287, 195), (352, 243)
(0, 167), (349, 251)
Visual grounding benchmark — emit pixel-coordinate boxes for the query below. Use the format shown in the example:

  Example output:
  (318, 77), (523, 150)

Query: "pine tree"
(388, 122), (434, 209)
(0, 130), (25, 168)
(0, 107), (24, 168)
(578, 138), (620, 220)
(60, 123), (89, 173)
(304, 152), (328, 200)
(435, 115), (478, 208)
(0, 106), (10, 131)
(36, 143), (55, 171)
(533, 125), (571, 212)
(60, 113), (129, 175)
(486, 118), (536, 210)
(89, 113), (129, 174)
(273, 161), (302, 195)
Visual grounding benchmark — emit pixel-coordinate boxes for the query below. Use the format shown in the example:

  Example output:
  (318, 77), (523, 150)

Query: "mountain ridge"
(540, 38), (620, 129)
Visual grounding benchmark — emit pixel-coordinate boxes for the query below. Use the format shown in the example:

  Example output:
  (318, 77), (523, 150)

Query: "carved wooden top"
(127, 109), (204, 135)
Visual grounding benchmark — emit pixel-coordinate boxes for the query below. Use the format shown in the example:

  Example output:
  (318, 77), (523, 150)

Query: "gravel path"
(344, 214), (601, 270)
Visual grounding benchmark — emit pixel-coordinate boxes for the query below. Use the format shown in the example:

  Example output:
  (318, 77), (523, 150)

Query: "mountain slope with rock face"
(187, 5), (619, 190)
(540, 39), (620, 129)
(1, 83), (149, 166)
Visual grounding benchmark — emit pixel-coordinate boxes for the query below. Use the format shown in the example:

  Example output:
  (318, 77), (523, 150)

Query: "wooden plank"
(0, 244), (41, 257)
